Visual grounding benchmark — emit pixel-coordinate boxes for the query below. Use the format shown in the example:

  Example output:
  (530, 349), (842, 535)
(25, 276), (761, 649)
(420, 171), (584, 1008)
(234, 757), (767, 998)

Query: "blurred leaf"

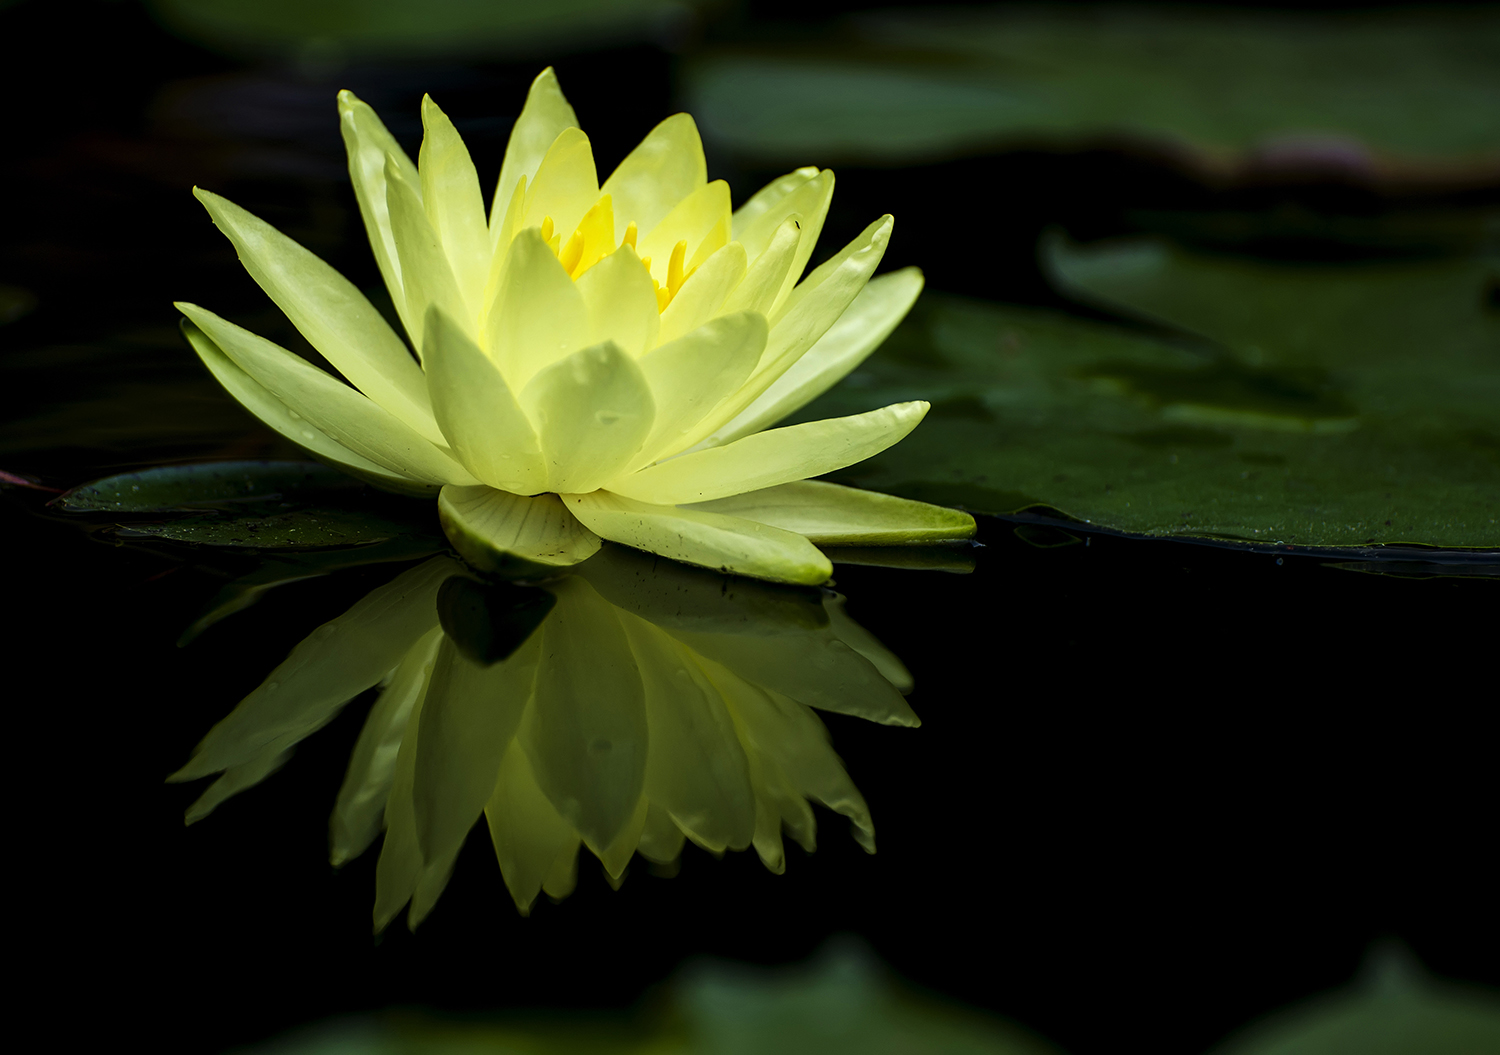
(0, 283), (36, 325)
(685, 7), (1500, 170)
(791, 245), (1499, 549)
(1212, 942), (1500, 1055)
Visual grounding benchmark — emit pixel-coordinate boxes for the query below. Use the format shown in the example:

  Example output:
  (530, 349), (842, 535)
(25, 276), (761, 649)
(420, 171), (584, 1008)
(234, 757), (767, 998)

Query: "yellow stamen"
(559, 228), (585, 275)
(622, 221), (638, 251)
(666, 239), (687, 296)
(540, 215), (554, 243)
(639, 256), (652, 274)
(656, 286), (672, 312)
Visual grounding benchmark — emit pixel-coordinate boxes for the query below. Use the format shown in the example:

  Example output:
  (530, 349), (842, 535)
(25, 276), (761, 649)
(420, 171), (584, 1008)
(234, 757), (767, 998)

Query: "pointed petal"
(420, 95), (491, 315)
(620, 614), (755, 853)
(181, 320), (429, 492)
(330, 626), (442, 867)
(565, 491), (833, 585)
(576, 244), (660, 357)
(601, 112), (707, 243)
(719, 216), (801, 320)
(612, 401), (928, 506)
(386, 156), (471, 350)
(485, 226), (590, 388)
(183, 745), (291, 825)
(567, 194), (617, 277)
(637, 802), (687, 865)
(177, 303), (478, 485)
(657, 240), (747, 346)
(493, 67), (579, 241)
(339, 90), (419, 332)
(171, 557), (458, 782)
(631, 311), (766, 467)
(709, 267), (923, 445)
(485, 743), (582, 915)
(637, 180), (732, 287)
(423, 308), (546, 493)
(823, 592), (912, 694)
(734, 169), (833, 311)
(193, 188), (441, 445)
(522, 340), (655, 494)
(731, 166), (818, 239)
(521, 127), (599, 247)
(438, 486), (601, 573)
(412, 633), (538, 867)
(520, 578), (648, 855)
(688, 478), (974, 545)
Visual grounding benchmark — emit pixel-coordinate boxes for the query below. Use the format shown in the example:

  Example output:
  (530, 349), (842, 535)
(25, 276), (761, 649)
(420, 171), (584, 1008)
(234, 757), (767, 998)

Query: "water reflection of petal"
(173, 545), (915, 928)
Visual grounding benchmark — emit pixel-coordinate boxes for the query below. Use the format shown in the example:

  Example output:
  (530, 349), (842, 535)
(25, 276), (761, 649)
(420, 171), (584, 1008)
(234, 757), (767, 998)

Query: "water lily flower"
(171, 548), (916, 928)
(175, 68), (973, 584)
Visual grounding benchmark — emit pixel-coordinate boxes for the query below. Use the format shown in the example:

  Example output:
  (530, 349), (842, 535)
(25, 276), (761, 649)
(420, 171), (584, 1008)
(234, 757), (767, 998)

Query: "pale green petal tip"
(438, 485), (600, 577)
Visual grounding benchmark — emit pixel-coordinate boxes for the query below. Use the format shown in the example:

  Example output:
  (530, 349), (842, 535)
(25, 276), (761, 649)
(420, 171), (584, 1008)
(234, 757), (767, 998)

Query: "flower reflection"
(171, 546), (916, 929)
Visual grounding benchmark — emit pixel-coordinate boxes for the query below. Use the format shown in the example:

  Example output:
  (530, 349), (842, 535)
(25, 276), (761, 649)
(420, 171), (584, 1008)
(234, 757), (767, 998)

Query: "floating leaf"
(791, 246), (1499, 549)
(113, 507), (424, 548)
(53, 460), (363, 512)
(685, 7), (1500, 171)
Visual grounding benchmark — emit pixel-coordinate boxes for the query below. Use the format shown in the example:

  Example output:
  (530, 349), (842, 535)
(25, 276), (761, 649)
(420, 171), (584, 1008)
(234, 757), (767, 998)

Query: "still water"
(3, 3), (1496, 1054)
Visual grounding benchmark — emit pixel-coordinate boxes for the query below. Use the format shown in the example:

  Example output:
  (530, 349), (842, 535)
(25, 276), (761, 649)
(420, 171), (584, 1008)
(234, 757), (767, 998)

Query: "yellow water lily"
(176, 68), (973, 584)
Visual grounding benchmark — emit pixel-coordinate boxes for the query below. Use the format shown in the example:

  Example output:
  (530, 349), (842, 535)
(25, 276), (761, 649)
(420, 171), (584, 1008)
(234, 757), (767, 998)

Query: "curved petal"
(192, 189), (441, 445)
(720, 216), (801, 320)
(575, 244), (660, 357)
(521, 340), (655, 494)
(339, 90), (420, 327)
(657, 240), (748, 346)
(521, 127), (599, 246)
(600, 112), (708, 243)
(707, 267), (924, 445)
(631, 311), (767, 468)
(612, 401), (928, 506)
(823, 592), (912, 694)
(733, 168), (833, 306)
(438, 486), (601, 572)
(565, 491), (833, 585)
(493, 67), (579, 242)
(181, 320), (427, 491)
(386, 157), (471, 353)
(485, 744), (581, 915)
(731, 166), (819, 239)
(637, 180), (732, 287)
(419, 95), (491, 314)
(686, 479), (975, 544)
(423, 308), (546, 493)
(178, 303), (477, 485)
(486, 227), (590, 388)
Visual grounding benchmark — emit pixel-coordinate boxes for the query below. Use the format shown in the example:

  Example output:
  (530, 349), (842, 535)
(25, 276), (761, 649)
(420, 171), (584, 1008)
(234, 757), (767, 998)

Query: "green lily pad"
(792, 246), (1499, 549)
(684, 7), (1500, 168)
(112, 507), (422, 548)
(53, 460), (363, 512)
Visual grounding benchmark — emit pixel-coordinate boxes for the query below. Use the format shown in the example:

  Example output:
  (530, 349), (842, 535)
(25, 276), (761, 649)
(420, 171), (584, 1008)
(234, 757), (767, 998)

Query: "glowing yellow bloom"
(176, 68), (973, 583)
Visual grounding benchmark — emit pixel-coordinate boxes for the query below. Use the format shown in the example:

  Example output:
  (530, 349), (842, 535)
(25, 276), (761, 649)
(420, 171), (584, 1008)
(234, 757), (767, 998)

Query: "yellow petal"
(419, 95), (491, 315)
(731, 166), (819, 239)
(486, 743), (582, 915)
(521, 340), (655, 494)
(521, 127), (599, 248)
(612, 401), (928, 506)
(485, 226), (590, 388)
(735, 169), (834, 308)
(423, 308), (546, 493)
(567, 194), (616, 277)
(708, 267), (924, 444)
(719, 216), (801, 320)
(631, 311), (767, 468)
(657, 240), (748, 346)
(438, 486), (601, 572)
(637, 802), (686, 865)
(493, 67), (579, 243)
(180, 320), (429, 492)
(686, 479), (975, 545)
(520, 577), (647, 855)
(385, 156), (471, 353)
(177, 303), (478, 486)
(339, 90), (420, 328)
(600, 112), (707, 244)
(575, 243), (660, 357)
(564, 491), (833, 585)
(636, 180), (732, 288)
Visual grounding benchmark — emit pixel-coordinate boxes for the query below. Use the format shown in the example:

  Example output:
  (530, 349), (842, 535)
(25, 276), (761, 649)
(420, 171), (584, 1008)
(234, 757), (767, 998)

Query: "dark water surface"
(3, 3), (1496, 1053)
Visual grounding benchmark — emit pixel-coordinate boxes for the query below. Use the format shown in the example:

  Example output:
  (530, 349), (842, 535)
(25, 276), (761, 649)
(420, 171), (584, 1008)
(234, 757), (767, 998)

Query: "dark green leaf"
(54, 460), (364, 512)
(113, 507), (423, 548)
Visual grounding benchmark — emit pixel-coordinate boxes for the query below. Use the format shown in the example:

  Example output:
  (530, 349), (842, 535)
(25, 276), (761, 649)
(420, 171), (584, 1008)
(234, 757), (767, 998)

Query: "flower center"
(538, 199), (697, 314)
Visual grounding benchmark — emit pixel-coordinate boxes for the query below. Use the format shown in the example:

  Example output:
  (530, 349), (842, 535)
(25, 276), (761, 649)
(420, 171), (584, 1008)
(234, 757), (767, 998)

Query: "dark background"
(2, 1), (1495, 1053)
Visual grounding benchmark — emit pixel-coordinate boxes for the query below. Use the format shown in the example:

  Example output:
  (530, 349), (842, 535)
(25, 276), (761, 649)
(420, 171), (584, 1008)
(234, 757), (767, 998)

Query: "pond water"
(3, 3), (1496, 1054)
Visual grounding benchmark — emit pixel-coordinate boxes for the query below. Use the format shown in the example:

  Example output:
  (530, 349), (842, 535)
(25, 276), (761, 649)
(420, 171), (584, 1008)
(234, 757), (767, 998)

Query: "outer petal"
(719, 217), (800, 320)
(734, 168), (834, 309)
(521, 340), (655, 494)
(493, 67), (579, 241)
(632, 311), (767, 467)
(177, 303), (477, 486)
(192, 188), (441, 445)
(611, 401), (929, 506)
(657, 240), (748, 346)
(823, 592), (912, 694)
(521, 127), (600, 245)
(181, 321), (429, 492)
(600, 112), (708, 243)
(423, 308), (546, 494)
(486, 227), (590, 388)
(637, 180), (733, 286)
(485, 743), (582, 915)
(386, 157), (471, 353)
(339, 90), (420, 327)
(707, 267), (924, 445)
(438, 486), (601, 572)
(731, 166), (819, 238)
(686, 479), (976, 545)
(564, 491), (833, 585)
(419, 95), (491, 315)
(575, 244), (661, 357)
